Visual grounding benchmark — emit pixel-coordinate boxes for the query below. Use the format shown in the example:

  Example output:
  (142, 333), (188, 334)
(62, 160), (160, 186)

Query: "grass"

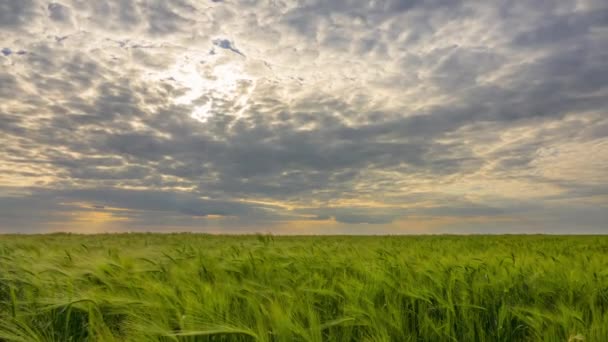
(0, 234), (607, 341)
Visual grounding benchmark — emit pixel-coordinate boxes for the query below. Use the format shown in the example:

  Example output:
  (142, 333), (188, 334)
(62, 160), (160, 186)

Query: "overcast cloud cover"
(1, 0), (607, 234)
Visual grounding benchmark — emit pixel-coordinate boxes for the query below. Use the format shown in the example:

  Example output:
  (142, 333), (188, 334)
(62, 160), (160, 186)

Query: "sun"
(155, 54), (254, 123)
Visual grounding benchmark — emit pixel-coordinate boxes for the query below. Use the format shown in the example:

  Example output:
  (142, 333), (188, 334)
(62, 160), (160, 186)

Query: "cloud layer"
(1, 0), (607, 233)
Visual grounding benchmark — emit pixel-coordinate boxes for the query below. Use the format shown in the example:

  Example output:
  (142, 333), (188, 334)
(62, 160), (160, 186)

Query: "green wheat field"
(1, 234), (607, 341)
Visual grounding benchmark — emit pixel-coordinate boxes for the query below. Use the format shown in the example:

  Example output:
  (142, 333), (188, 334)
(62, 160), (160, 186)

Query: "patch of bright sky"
(153, 53), (254, 123)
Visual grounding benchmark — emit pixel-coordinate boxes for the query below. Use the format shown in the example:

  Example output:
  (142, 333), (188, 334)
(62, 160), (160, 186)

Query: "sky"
(0, 0), (607, 234)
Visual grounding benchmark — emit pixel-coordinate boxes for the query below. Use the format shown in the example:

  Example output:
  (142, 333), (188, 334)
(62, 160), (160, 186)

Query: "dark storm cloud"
(50, 188), (277, 218)
(295, 201), (513, 225)
(48, 2), (71, 23)
(512, 9), (608, 46)
(0, 0), (36, 29)
(0, 73), (19, 98)
(145, 1), (194, 35)
(0, 195), (78, 233)
(0, 0), (607, 233)
(295, 206), (408, 225)
(0, 187), (291, 232)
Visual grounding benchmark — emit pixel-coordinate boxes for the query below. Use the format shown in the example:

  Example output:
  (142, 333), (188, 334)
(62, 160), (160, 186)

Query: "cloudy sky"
(1, 0), (607, 234)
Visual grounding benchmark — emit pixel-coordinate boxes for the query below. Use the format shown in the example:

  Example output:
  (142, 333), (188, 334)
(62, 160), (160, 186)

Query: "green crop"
(0, 234), (606, 341)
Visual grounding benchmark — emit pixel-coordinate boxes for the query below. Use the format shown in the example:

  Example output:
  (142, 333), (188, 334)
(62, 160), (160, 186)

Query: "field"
(0, 234), (607, 341)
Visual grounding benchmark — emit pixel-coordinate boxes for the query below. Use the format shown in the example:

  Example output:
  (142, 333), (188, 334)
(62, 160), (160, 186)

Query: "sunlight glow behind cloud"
(153, 53), (254, 123)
